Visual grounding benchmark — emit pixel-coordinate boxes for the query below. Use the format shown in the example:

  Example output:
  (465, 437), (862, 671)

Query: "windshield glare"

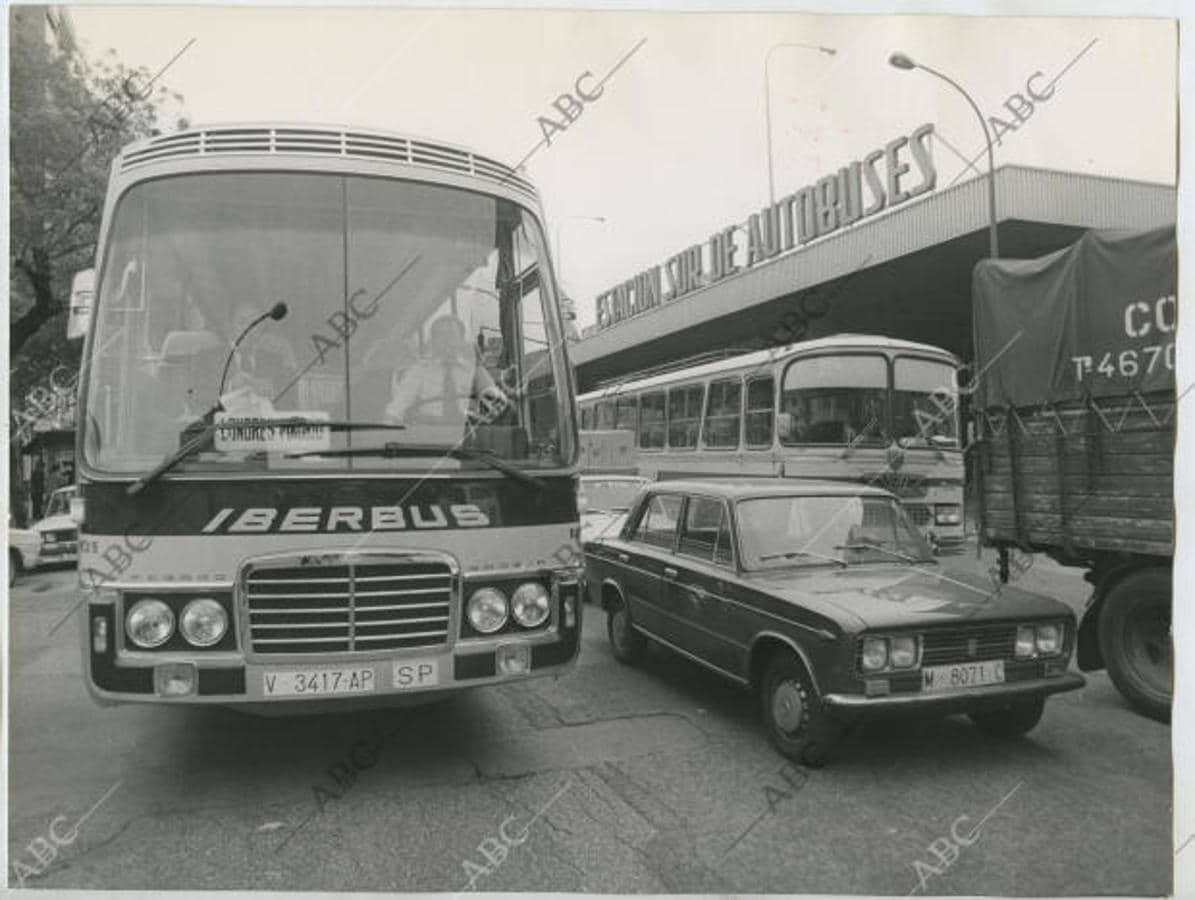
(83, 172), (571, 475)
(738, 495), (933, 570)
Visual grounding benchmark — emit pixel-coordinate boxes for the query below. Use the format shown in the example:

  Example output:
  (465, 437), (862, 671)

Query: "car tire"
(1098, 568), (1171, 722)
(968, 697), (1045, 738)
(9, 549), (21, 588)
(759, 651), (842, 767)
(606, 595), (646, 665)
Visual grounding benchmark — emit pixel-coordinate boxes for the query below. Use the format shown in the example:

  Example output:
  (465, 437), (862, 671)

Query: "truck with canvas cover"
(972, 225), (1175, 721)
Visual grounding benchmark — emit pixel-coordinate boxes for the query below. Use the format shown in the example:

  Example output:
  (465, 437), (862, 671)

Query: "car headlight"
(1035, 622), (1062, 656)
(889, 635), (919, 669)
(511, 581), (550, 628)
(861, 636), (889, 672)
(42, 533), (57, 544)
(1015, 625), (1036, 659)
(468, 587), (508, 634)
(126, 598), (175, 649)
(180, 598), (228, 647)
(934, 504), (962, 525)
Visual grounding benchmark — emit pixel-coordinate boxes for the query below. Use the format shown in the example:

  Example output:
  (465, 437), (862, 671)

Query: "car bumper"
(823, 672), (1085, 719)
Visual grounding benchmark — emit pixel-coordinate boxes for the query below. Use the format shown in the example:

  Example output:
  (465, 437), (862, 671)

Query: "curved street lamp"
(888, 51), (998, 258)
(764, 42), (837, 204)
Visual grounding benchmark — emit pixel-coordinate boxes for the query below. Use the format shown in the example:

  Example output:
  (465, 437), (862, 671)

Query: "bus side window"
(667, 384), (703, 450)
(639, 391), (665, 449)
(596, 400), (615, 430)
(745, 377), (775, 448)
(580, 405), (591, 429)
(615, 395), (637, 433)
(702, 378), (742, 449)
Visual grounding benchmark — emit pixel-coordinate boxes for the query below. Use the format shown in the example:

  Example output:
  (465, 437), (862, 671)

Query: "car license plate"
(922, 660), (1005, 693)
(263, 666), (376, 697)
(392, 659), (440, 690)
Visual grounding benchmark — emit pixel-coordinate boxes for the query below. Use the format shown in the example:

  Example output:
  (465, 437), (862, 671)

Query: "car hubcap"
(771, 679), (804, 734)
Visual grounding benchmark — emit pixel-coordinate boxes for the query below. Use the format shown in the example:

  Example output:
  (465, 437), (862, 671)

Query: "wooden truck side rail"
(976, 390), (1174, 559)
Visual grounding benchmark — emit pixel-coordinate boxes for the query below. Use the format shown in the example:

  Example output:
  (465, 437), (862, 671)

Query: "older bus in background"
(69, 124), (581, 710)
(578, 335), (964, 550)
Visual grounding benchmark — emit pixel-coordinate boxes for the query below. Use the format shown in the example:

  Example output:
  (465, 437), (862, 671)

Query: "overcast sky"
(66, 6), (1178, 329)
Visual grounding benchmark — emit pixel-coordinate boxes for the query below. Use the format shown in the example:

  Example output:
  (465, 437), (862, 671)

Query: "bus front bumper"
(83, 604), (581, 708)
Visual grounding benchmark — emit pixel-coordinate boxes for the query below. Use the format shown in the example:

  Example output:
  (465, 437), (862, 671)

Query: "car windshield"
(83, 172), (571, 475)
(737, 494), (933, 570)
(580, 477), (650, 513)
(45, 490), (75, 518)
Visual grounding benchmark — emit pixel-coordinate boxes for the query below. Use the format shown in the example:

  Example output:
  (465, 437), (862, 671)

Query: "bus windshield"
(780, 354), (887, 446)
(83, 172), (572, 475)
(891, 356), (959, 446)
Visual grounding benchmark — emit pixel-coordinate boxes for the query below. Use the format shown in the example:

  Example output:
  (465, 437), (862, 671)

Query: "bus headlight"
(511, 582), (551, 628)
(468, 587), (508, 634)
(934, 504), (962, 525)
(180, 598), (228, 647)
(126, 598), (175, 649)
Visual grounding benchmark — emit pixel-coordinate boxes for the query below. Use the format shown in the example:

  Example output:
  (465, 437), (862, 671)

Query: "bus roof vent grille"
(119, 125), (537, 201)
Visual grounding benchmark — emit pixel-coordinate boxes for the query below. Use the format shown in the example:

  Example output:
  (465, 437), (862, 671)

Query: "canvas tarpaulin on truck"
(972, 225), (1176, 410)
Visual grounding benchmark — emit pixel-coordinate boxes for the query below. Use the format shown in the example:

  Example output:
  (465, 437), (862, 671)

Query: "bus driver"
(386, 315), (509, 427)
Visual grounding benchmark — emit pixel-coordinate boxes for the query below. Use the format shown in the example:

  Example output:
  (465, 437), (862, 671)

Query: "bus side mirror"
(67, 268), (95, 341)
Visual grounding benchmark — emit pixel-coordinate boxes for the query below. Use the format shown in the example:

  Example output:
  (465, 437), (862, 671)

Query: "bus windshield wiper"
(757, 548), (847, 568)
(126, 416), (407, 497)
(286, 442), (547, 490)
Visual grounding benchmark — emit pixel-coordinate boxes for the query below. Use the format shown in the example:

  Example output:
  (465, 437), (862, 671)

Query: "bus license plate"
(921, 660), (1005, 693)
(393, 659), (439, 690)
(263, 666), (376, 697)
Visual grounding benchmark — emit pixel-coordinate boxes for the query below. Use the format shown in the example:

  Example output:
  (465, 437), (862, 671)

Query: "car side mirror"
(67, 268), (95, 341)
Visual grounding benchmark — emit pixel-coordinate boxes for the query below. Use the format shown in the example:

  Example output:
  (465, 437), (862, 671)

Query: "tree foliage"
(9, 21), (188, 399)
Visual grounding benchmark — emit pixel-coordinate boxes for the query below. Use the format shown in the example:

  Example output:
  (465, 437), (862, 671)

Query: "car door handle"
(689, 585), (708, 600)
(618, 553), (630, 563)
(663, 567), (678, 579)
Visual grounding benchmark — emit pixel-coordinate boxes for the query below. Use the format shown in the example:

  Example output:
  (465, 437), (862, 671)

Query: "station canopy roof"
(570, 166), (1175, 392)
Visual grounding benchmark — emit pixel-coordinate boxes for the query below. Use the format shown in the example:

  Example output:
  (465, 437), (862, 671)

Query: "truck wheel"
(759, 651), (842, 767)
(969, 697), (1045, 738)
(606, 596), (646, 665)
(1099, 568), (1171, 722)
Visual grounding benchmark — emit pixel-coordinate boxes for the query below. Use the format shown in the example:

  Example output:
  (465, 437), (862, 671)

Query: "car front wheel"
(760, 651), (842, 767)
(968, 697), (1045, 738)
(607, 596), (646, 665)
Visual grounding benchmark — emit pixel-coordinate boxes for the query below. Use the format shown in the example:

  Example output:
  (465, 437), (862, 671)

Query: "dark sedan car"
(584, 479), (1084, 765)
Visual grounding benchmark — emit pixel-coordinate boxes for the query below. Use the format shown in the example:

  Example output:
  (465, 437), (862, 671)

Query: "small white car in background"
(579, 475), (650, 546)
(8, 485), (79, 585)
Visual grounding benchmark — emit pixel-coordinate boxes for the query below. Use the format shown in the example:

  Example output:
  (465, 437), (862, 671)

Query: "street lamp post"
(888, 51), (998, 259)
(764, 42), (836, 205)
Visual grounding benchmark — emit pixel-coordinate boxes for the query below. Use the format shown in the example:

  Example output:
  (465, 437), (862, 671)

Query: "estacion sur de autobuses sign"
(593, 122), (937, 331)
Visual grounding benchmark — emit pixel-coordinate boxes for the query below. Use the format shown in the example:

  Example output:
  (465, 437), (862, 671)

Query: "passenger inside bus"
(385, 314), (509, 426)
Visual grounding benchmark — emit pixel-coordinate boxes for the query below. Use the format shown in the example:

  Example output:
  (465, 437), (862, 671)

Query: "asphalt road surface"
(7, 548), (1171, 894)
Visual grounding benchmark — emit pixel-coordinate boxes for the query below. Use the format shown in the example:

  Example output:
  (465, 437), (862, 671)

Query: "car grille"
(245, 559), (453, 655)
(855, 623), (1019, 674)
(921, 623), (1017, 665)
(903, 504), (932, 526)
(48, 528), (77, 542)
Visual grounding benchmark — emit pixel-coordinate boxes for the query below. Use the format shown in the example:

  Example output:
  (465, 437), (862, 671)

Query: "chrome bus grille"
(245, 560), (453, 655)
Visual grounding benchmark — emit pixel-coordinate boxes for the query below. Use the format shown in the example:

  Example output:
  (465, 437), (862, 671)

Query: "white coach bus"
(578, 334), (965, 550)
(70, 124), (581, 709)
